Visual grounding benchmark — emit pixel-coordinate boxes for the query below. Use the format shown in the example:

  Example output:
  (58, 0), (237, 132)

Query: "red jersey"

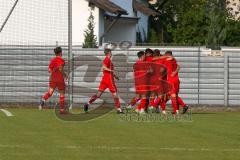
(98, 56), (117, 92)
(152, 57), (168, 80)
(165, 58), (179, 81)
(49, 56), (65, 81)
(133, 60), (148, 79)
(145, 56), (153, 62)
(133, 59), (150, 94)
(102, 56), (114, 79)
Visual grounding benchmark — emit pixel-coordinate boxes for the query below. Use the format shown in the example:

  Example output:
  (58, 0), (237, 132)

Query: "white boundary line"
(0, 109), (14, 117)
(1, 144), (240, 152)
(61, 145), (240, 152)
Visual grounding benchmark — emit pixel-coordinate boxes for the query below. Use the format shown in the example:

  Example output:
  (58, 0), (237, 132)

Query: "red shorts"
(156, 80), (173, 95)
(149, 76), (160, 92)
(135, 85), (149, 95)
(98, 78), (117, 93)
(168, 79), (180, 95)
(50, 80), (65, 90)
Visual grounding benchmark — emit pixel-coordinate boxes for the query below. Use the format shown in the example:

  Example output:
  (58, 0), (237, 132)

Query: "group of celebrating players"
(127, 48), (189, 115)
(39, 47), (189, 115)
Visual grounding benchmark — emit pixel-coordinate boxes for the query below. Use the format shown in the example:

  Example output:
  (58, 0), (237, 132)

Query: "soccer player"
(148, 49), (162, 112)
(132, 51), (149, 114)
(83, 49), (123, 114)
(39, 47), (68, 114)
(145, 48), (154, 62)
(150, 50), (172, 114)
(143, 48), (154, 112)
(164, 51), (188, 115)
(127, 49), (153, 113)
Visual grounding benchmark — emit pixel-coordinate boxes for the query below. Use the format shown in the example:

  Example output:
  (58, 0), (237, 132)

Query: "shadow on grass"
(55, 103), (114, 122)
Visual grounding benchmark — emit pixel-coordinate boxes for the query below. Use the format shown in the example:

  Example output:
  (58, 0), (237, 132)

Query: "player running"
(39, 47), (68, 114)
(83, 49), (123, 114)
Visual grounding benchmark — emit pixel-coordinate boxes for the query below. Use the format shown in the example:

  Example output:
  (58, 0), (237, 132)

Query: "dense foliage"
(148, 0), (240, 48)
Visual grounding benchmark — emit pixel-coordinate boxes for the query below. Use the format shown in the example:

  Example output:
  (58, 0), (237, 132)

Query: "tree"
(83, 10), (98, 48)
(225, 19), (240, 46)
(148, 28), (161, 44)
(167, 0), (208, 45)
(148, 0), (240, 47)
(205, 0), (227, 50)
(148, 0), (202, 44)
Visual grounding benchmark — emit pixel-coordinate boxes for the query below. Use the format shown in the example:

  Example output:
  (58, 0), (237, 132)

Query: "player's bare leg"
(84, 91), (103, 113)
(39, 87), (54, 110)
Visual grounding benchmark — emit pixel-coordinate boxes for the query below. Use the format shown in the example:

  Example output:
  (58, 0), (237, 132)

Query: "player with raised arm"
(164, 51), (189, 115)
(39, 47), (68, 114)
(83, 48), (123, 114)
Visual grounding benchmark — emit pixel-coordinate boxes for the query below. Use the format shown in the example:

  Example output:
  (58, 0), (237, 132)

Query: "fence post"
(68, 0), (73, 109)
(224, 53), (229, 107)
(197, 46), (200, 105)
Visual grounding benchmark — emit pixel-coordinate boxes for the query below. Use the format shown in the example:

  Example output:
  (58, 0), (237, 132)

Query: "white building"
(0, 0), (156, 46)
(73, 0), (157, 45)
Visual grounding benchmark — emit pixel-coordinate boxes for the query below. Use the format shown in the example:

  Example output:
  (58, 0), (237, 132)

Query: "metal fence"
(0, 46), (70, 106)
(0, 46), (240, 107)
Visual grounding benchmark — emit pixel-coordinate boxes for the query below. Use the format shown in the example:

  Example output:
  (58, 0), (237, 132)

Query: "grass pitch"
(0, 108), (240, 160)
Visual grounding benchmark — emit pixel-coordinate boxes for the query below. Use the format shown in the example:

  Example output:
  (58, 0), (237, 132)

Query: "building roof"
(88, 0), (128, 15)
(133, 0), (158, 16)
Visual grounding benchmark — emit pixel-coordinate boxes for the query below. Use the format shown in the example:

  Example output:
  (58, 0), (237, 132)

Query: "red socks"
(88, 94), (98, 104)
(149, 97), (155, 107)
(153, 97), (161, 108)
(171, 97), (179, 114)
(43, 92), (52, 101)
(137, 98), (147, 110)
(160, 99), (166, 111)
(178, 97), (186, 108)
(129, 97), (140, 106)
(59, 95), (65, 109)
(114, 97), (121, 109)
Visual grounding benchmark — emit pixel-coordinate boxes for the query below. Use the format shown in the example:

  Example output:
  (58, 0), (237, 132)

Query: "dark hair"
(137, 51), (145, 58)
(153, 49), (161, 56)
(165, 50), (172, 56)
(104, 48), (111, 55)
(145, 48), (153, 56)
(54, 47), (62, 55)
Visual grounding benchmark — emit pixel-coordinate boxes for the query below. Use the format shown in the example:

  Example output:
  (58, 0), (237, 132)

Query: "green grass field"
(0, 108), (240, 160)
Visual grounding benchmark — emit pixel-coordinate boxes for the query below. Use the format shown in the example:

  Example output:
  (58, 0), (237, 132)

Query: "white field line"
(0, 144), (240, 152)
(61, 145), (240, 152)
(0, 109), (13, 117)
